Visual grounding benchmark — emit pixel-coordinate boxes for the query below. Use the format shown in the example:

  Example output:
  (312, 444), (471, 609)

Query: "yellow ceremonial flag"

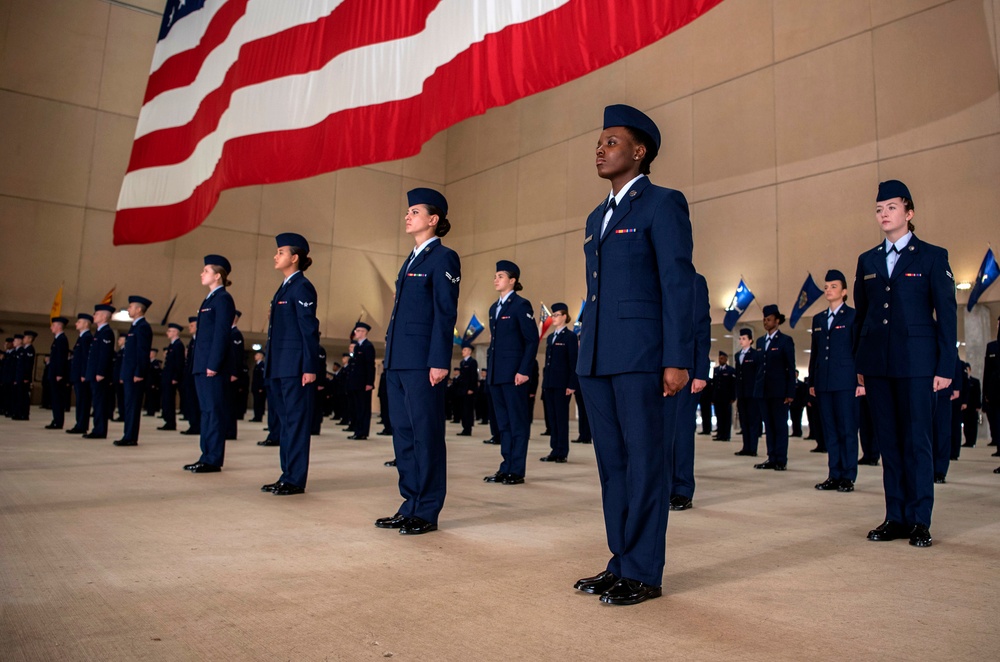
(50, 284), (63, 319)
(100, 285), (116, 305)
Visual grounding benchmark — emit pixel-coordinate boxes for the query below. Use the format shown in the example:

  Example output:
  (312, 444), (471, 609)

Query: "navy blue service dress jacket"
(265, 273), (322, 379)
(486, 292), (538, 385)
(808, 305), (857, 393)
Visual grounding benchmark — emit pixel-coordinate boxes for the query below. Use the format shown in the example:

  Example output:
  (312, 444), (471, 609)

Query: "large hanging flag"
(788, 273), (823, 329)
(967, 247), (999, 311)
(100, 286), (116, 306)
(114, 0), (725, 245)
(723, 279), (754, 332)
(50, 284), (64, 319)
(462, 313), (485, 345)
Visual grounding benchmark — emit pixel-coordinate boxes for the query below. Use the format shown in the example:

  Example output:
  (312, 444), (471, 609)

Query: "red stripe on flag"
(116, 0), (724, 245)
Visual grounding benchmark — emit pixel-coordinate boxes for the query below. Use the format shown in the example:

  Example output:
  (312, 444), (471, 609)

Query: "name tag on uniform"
(813, 326), (822, 332)
(584, 234), (594, 245)
(864, 273), (876, 280)
(904, 273), (922, 277)
(614, 228), (636, 234)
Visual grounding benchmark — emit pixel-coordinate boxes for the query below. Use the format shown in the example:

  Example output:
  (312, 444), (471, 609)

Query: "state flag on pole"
(723, 279), (754, 332)
(114, 0), (724, 245)
(788, 273), (823, 329)
(967, 247), (999, 311)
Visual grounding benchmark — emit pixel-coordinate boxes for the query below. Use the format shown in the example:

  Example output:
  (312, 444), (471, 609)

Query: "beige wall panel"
(77, 208), (175, 312)
(774, 34), (878, 182)
(515, 142), (567, 244)
(169, 225), (260, 328)
(688, 0), (774, 91)
(468, 161), (519, 254)
(259, 172), (336, 246)
(563, 228), (587, 310)
(126, 0), (164, 11)
(364, 160), (403, 176)
(873, 0), (1000, 158)
(775, 164), (881, 303)
(440, 175), (476, 258)
(87, 112), (137, 212)
(325, 247), (400, 341)
(202, 184), (261, 234)
(773, 0), (871, 61)
(332, 168), (401, 255)
(0, 93), (97, 206)
(512, 233), (566, 315)
(516, 61), (626, 159)
(0, 197), (85, 315)
(99, 5), (159, 117)
(477, 102), (521, 173)
(445, 115), (478, 182)
(401, 130), (447, 184)
(870, 0), (951, 27)
(623, 27), (693, 111)
(0, 0), (11, 60)
(878, 135), (1000, 290)
(690, 187), (777, 323)
(647, 96), (694, 193)
(565, 133), (608, 223)
(0, 0), (107, 107)
(691, 68), (776, 201)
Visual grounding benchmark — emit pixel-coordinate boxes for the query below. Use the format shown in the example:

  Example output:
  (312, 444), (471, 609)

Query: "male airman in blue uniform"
(541, 302), (579, 463)
(854, 180), (957, 547)
(734, 328), (762, 457)
(116, 296), (153, 445)
(456, 344), (479, 436)
(348, 322), (375, 440)
(753, 304), (796, 470)
(66, 313), (94, 435)
(158, 322), (185, 431)
(84, 305), (116, 439)
(711, 351), (736, 441)
(45, 317), (70, 429)
(14, 331), (37, 420)
(573, 105), (694, 606)
(809, 270), (861, 493)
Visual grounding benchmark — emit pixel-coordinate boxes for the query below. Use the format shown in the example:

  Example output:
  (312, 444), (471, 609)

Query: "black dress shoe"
(483, 438), (499, 444)
(456, 431), (472, 436)
(574, 570), (620, 594)
(815, 478), (839, 491)
(375, 513), (410, 529)
(484, 472), (507, 483)
(837, 480), (854, 492)
(157, 425), (176, 431)
(347, 434), (368, 440)
(754, 461), (786, 470)
(65, 427), (84, 434)
(600, 578), (662, 606)
(272, 482), (305, 495)
(399, 517), (437, 535)
(993, 451), (1000, 457)
(867, 520), (909, 542)
(257, 439), (279, 446)
(261, 481), (280, 492)
(113, 439), (137, 446)
(183, 462), (199, 470)
(909, 524), (932, 547)
(539, 455), (567, 463)
(377, 429), (393, 436)
(384, 459), (397, 467)
(858, 457), (880, 466)
(994, 466), (1000, 473)
(45, 423), (61, 429)
(934, 474), (946, 484)
(810, 446), (827, 453)
(180, 429), (199, 435)
(82, 432), (106, 439)
(189, 463), (221, 473)
(734, 450), (757, 457)
(669, 495), (692, 511)
(571, 438), (592, 444)
(961, 442), (975, 448)
(502, 474), (525, 485)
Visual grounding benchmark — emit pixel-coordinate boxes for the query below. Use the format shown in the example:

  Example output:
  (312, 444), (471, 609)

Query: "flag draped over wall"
(114, 0), (725, 245)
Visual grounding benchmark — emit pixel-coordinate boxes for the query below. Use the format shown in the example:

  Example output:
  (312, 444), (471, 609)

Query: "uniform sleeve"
(782, 336), (796, 400)
(427, 250), (461, 370)
(652, 190), (695, 369)
(852, 255), (867, 358)
(931, 249), (958, 378)
(137, 324), (153, 379)
(293, 279), (322, 374)
(807, 315), (819, 386)
(567, 333), (580, 391)
(207, 295), (235, 373)
(516, 300), (540, 377)
(693, 275), (711, 381)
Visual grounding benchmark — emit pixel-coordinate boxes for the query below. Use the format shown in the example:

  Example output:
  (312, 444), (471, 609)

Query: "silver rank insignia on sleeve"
(526, 313), (533, 319)
(945, 270), (953, 280)
(445, 271), (460, 284)
(298, 300), (315, 307)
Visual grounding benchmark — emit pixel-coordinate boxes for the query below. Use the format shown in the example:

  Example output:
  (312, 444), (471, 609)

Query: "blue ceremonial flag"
(788, 273), (824, 329)
(573, 298), (586, 335)
(723, 279), (755, 331)
(461, 314), (485, 345)
(967, 247), (999, 311)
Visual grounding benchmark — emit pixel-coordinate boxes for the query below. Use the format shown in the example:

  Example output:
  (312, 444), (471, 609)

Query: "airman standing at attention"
(158, 323), (185, 431)
(115, 296), (153, 446)
(15, 331), (38, 421)
(66, 313), (94, 435)
(84, 304), (116, 439)
(753, 305), (796, 471)
(45, 317), (70, 430)
(540, 303), (579, 463)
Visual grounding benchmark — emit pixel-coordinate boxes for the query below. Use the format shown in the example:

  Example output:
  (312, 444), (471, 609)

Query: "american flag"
(115, 0), (722, 245)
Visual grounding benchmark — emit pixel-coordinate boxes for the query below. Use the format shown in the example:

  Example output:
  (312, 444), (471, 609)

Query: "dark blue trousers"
(579, 372), (677, 587)
(491, 382), (531, 477)
(121, 379), (145, 441)
(387, 370), (447, 524)
(544, 387), (571, 459)
(353, 389), (372, 436)
(49, 377), (65, 427)
(737, 397), (761, 454)
(90, 380), (110, 437)
(865, 376), (936, 527)
(858, 395), (878, 461)
(758, 397), (790, 465)
(74, 380), (91, 431)
(270, 377), (314, 489)
(671, 382), (698, 499)
(265, 382), (280, 442)
(161, 379), (177, 428)
(196, 375), (227, 467)
(932, 388), (953, 477)
(817, 390), (859, 482)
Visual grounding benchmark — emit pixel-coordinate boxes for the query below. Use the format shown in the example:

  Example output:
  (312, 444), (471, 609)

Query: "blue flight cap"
(461, 341), (474, 350)
(51, 316), (69, 325)
(14, 334), (24, 339)
(275, 233), (310, 253)
(128, 295), (152, 309)
(94, 304), (115, 313)
(739, 327), (753, 338)
(4, 338), (12, 342)
(719, 350), (729, 358)
(204, 254), (232, 274)
(877, 180), (912, 203)
(496, 260), (520, 279)
(603, 104), (661, 149)
(407, 188), (448, 216)
(24, 330), (38, 338)
(77, 313), (94, 323)
(167, 323), (183, 331)
(551, 302), (569, 314)
(824, 269), (847, 287)
(234, 310), (242, 318)
(762, 304), (786, 323)
(355, 322), (371, 331)
(187, 316), (198, 323)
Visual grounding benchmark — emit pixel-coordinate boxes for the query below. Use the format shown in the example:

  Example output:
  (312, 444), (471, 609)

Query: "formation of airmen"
(2, 105), (1000, 607)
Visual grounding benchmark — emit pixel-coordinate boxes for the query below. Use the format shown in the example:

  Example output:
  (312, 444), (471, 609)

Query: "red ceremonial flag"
(115, 0), (724, 245)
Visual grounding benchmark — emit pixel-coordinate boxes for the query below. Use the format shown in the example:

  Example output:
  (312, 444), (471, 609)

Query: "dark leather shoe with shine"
(261, 481), (279, 493)
(377, 430), (393, 436)
(113, 439), (137, 446)
(669, 495), (692, 511)
(994, 466), (1000, 474)
(82, 432), (105, 439)
(837, 480), (854, 492)
(272, 482), (305, 495)
(180, 428), (199, 435)
(484, 472), (507, 483)
(399, 517), (437, 535)
(754, 461), (786, 470)
(45, 424), (61, 429)
(347, 434), (368, 440)
(189, 463), (221, 473)
(183, 462), (199, 470)
(257, 439), (279, 446)
(384, 459), (397, 467)
(734, 450), (757, 456)
(574, 570), (620, 594)
(375, 513), (409, 529)
(502, 474), (525, 485)
(810, 446), (827, 453)
(483, 438), (500, 444)
(909, 524), (932, 547)
(867, 520), (909, 542)
(934, 474), (946, 484)
(65, 427), (85, 434)
(456, 431), (472, 436)
(539, 455), (567, 463)
(858, 457), (880, 466)
(600, 578), (662, 606)
(815, 478), (839, 491)
(157, 424), (176, 431)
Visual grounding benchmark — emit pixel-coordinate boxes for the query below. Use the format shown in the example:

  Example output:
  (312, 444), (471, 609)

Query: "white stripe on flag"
(149, 0), (229, 75)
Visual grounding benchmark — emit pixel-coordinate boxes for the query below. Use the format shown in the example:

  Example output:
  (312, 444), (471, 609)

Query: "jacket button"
(883, 303), (889, 308)
(883, 319), (888, 325)
(591, 295), (597, 302)
(592, 271), (597, 278)
(885, 286), (890, 292)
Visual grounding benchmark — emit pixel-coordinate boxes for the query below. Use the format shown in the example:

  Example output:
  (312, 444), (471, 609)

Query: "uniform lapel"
(870, 244), (890, 282)
(890, 235), (920, 282)
(600, 177), (649, 243)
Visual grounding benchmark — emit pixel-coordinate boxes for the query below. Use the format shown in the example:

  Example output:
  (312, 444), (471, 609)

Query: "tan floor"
(1, 409), (998, 661)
